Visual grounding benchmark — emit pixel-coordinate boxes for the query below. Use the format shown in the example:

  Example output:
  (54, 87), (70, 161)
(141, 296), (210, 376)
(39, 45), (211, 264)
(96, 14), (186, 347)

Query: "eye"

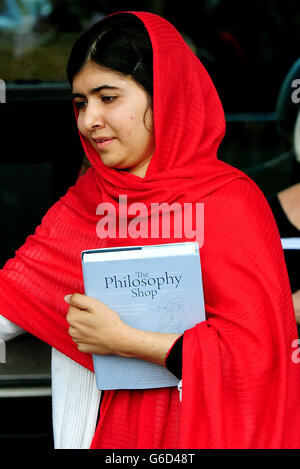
(74, 100), (87, 110)
(101, 95), (117, 103)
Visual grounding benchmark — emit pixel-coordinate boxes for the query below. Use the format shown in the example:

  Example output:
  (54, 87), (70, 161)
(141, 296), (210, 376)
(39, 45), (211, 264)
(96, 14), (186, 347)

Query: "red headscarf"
(1, 12), (300, 449)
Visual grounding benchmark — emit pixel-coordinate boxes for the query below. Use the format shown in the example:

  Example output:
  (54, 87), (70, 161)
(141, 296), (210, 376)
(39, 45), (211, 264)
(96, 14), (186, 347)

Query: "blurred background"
(0, 0), (299, 449)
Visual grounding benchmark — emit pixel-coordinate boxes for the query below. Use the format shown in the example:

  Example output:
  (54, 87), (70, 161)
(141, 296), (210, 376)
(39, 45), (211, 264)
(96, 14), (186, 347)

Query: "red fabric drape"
(0, 12), (300, 448)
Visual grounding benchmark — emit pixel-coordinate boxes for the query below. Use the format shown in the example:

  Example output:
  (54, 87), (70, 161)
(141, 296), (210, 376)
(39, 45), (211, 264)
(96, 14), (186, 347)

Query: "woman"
(277, 181), (300, 322)
(1, 12), (300, 449)
(268, 110), (300, 323)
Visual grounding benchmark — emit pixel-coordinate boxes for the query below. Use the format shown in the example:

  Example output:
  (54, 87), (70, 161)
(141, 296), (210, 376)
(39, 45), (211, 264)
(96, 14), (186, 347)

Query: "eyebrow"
(71, 85), (119, 99)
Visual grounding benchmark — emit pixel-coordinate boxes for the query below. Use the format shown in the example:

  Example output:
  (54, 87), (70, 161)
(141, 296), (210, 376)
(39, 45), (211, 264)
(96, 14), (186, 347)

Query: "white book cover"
(81, 242), (205, 390)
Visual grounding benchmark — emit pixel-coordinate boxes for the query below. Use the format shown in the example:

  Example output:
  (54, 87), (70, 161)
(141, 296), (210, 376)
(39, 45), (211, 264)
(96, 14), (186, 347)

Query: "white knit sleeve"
(0, 315), (25, 341)
(51, 347), (101, 449)
(0, 315), (26, 363)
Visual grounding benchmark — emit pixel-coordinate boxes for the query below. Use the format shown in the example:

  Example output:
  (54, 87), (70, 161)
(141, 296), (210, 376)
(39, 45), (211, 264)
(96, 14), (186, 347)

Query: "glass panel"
(0, 1), (299, 112)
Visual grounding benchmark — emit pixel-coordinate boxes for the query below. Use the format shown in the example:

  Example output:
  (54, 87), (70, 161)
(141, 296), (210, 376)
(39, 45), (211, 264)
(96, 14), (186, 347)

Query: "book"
(81, 242), (205, 390)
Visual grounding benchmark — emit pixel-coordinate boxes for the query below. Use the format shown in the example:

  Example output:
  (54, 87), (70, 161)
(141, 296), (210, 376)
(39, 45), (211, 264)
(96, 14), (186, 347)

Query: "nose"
(82, 101), (105, 132)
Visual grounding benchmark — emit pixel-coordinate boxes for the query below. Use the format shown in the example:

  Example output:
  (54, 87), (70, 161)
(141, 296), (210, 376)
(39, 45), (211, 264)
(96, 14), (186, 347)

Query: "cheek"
(125, 117), (136, 136)
(144, 108), (154, 134)
(113, 112), (138, 139)
(126, 108), (150, 136)
(77, 115), (86, 137)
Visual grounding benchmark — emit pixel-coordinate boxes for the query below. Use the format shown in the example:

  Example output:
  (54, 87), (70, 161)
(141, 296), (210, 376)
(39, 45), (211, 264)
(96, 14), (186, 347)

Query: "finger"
(64, 293), (87, 306)
(64, 293), (101, 312)
(64, 293), (90, 310)
(68, 324), (78, 338)
(66, 305), (82, 325)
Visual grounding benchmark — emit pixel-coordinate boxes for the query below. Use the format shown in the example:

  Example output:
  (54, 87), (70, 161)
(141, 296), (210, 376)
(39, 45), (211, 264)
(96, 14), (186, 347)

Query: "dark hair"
(66, 13), (153, 99)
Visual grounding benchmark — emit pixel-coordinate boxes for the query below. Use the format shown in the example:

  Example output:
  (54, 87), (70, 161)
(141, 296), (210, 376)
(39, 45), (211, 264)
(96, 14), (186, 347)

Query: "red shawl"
(1, 12), (300, 449)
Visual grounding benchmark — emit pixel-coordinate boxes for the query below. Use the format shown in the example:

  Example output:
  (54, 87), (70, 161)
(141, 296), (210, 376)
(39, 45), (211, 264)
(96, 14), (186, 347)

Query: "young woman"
(1, 12), (300, 449)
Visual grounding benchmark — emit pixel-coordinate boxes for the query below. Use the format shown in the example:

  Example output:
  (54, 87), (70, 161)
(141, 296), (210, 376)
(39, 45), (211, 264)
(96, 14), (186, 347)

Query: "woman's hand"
(292, 289), (300, 324)
(64, 293), (181, 366)
(65, 293), (130, 356)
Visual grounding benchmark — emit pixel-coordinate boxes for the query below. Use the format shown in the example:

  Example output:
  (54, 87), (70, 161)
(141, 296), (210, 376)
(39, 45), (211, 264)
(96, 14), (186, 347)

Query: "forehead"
(72, 62), (132, 93)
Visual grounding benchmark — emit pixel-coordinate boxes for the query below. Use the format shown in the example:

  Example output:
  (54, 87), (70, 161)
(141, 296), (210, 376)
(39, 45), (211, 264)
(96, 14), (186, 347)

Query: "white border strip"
(0, 339), (5, 363)
(0, 387), (51, 398)
(281, 237), (300, 250)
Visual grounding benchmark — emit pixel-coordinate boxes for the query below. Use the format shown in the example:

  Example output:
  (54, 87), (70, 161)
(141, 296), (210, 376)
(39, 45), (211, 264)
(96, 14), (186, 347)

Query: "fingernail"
(64, 294), (72, 303)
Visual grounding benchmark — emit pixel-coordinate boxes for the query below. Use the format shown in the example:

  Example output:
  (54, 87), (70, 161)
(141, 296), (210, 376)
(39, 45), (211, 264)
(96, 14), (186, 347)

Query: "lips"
(93, 136), (115, 150)
(93, 137), (114, 143)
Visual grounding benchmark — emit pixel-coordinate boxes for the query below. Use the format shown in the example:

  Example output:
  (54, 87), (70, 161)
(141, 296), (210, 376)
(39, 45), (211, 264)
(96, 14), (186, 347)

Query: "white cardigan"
(0, 315), (101, 449)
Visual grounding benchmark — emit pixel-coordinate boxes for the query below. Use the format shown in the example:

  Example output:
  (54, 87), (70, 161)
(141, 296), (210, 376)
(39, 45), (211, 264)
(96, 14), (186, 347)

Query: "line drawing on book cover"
(152, 297), (192, 333)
